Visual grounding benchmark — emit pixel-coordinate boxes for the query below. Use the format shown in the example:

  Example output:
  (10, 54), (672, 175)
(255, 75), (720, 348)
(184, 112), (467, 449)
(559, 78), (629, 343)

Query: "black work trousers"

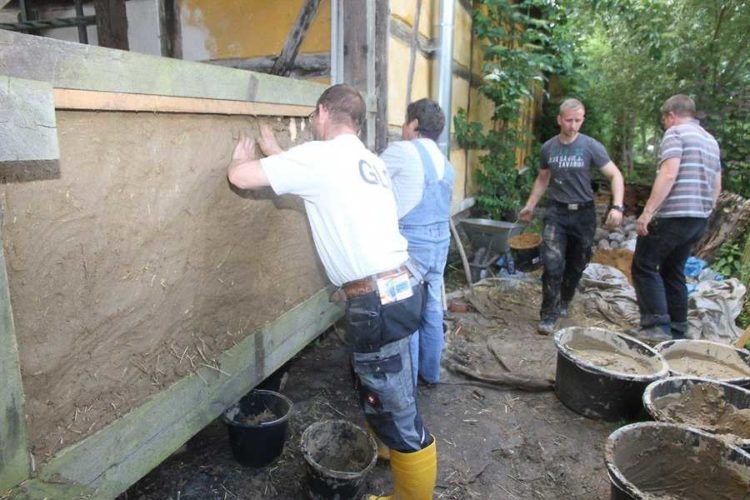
(631, 217), (707, 329)
(540, 204), (597, 321)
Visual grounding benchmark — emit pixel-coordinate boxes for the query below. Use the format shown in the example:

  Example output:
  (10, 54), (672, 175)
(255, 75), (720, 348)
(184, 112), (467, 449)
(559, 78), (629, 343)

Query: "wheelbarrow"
(459, 218), (524, 282)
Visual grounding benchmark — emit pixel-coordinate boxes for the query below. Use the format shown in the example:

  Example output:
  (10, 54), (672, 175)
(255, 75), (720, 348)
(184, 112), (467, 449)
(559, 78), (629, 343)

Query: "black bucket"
(643, 376), (750, 450)
(605, 422), (750, 499)
(554, 327), (668, 421)
(221, 389), (293, 467)
(508, 233), (542, 272)
(300, 420), (377, 500)
(655, 339), (750, 388)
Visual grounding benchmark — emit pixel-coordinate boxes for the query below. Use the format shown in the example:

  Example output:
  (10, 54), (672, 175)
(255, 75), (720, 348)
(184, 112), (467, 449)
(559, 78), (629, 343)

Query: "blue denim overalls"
(400, 140), (455, 383)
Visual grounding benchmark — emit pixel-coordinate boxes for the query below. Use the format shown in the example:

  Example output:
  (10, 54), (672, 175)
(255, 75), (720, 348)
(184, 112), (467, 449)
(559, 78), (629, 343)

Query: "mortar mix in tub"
(644, 377), (750, 446)
(561, 329), (663, 376)
(656, 339), (750, 384)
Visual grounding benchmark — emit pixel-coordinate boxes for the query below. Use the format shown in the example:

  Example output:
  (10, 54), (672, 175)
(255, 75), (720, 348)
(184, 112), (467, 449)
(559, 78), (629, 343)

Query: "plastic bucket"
(221, 389), (293, 467)
(301, 420), (378, 500)
(554, 327), (668, 421)
(655, 339), (750, 388)
(643, 376), (750, 450)
(605, 422), (750, 499)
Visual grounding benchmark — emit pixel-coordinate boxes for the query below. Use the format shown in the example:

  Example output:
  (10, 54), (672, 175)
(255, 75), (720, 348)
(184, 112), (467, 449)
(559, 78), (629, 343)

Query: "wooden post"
(0, 224), (31, 490)
(94, 0), (128, 50)
(158, 0), (181, 59)
(270, 0), (322, 77)
(342, 0), (388, 152)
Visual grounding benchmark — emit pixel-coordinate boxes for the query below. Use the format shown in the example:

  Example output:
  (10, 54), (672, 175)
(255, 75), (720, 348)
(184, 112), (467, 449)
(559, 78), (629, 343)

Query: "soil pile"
(591, 248), (634, 284)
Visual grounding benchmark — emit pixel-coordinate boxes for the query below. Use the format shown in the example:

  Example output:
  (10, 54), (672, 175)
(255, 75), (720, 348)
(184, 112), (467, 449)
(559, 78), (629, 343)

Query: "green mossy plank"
(0, 233), (31, 490)
(5, 479), (95, 500)
(0, 31), (326, 106)
(36, 288), (342, 498)
(0, 76), (58, 162)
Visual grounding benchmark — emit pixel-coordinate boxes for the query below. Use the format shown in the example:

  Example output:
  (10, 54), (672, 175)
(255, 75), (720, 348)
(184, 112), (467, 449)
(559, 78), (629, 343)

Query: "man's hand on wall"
(232, 135), (258, 163)
(258, 125), (283, 156)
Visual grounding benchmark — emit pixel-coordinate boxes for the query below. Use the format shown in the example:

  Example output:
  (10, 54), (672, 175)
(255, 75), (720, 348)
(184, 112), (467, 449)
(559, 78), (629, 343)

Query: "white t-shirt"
(261, 134), (408, 286)
(381, 138), (447, 219)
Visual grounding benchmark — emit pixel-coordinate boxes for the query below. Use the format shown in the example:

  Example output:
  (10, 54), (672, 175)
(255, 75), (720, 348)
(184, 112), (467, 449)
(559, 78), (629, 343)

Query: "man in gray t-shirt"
(520, 98), (624, 335)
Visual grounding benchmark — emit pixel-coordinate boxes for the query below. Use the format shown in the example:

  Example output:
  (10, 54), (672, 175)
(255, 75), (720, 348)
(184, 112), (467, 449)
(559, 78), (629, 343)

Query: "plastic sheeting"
(578, 263), (746, 342)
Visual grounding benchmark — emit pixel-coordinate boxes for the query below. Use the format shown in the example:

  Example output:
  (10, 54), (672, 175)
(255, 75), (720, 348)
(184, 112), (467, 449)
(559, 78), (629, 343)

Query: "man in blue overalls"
(382, 98), (455, 386)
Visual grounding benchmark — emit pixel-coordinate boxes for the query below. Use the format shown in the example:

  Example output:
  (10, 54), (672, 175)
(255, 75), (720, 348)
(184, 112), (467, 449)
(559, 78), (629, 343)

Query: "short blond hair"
(559, 98), (585, 114)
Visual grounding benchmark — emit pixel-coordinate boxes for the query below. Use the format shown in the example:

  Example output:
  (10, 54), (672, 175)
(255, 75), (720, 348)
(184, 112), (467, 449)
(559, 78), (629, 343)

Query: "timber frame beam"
(0, 30), (338, 498)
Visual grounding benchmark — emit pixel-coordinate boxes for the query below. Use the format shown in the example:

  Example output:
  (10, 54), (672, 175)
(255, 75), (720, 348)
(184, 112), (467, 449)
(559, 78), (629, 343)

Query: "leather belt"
(553, 200), (594, 211)
(342, 266), (410, 300)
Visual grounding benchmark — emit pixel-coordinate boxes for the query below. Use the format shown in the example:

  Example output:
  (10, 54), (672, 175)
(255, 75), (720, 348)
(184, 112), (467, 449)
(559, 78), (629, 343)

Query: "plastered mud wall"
(0, 111), (326, 460)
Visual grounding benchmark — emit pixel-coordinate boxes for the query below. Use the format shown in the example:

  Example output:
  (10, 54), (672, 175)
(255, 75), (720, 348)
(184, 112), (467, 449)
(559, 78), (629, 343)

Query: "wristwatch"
(609, 204), (624, 212)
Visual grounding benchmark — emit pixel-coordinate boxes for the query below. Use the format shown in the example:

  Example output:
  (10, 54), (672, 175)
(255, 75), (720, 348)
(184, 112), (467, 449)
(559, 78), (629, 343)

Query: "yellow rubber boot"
(368, 438), (437, 500)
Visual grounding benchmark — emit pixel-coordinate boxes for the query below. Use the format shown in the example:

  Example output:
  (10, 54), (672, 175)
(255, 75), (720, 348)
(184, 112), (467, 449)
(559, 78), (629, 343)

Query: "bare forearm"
(643, 169), (677, 216)
(227, 159), (269, 189)
(525, 174), (550, 209)
(609, 169), (624, 206)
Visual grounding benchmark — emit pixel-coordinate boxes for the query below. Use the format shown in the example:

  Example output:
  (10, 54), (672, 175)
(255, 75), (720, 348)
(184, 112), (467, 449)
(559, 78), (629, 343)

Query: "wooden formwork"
(0, 30), (342, 499)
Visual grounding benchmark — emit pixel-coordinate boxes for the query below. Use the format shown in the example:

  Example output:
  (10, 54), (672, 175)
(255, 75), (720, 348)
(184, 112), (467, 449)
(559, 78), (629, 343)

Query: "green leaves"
(456, 0), (571, 221)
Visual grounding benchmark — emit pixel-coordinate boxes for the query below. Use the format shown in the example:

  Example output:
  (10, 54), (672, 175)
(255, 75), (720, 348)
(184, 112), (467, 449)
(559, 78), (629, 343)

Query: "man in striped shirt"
(631, 94), (721, 342)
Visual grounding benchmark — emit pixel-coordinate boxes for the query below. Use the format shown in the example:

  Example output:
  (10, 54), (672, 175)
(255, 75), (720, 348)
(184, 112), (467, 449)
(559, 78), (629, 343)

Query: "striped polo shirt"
(657, 119), (721, 218)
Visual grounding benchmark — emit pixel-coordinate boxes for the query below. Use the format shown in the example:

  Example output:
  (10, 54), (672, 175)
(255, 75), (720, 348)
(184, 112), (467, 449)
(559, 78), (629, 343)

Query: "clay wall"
(1, 111), (326, 460)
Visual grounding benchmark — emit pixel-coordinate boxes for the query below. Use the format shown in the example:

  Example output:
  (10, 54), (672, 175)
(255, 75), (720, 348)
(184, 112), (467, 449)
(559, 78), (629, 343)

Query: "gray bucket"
(655, 339), (750, 388)
(554, 327), (668, 421)
(643, 376), (750, 450)
(605, 422), (750, 500)
(300, 420), (377, 500)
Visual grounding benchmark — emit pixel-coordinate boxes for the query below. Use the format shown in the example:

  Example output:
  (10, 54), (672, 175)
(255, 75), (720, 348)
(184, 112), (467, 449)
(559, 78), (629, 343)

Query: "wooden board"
(0, 30), (326, 106)
(0, 76), (59, 162)
(6, 289), (341, 498)
(54, 89), (314, 116)
(0, 233), (31, 491)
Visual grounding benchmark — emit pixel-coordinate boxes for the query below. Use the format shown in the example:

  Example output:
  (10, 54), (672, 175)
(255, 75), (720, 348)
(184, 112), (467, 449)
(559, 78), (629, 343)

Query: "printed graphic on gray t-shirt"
(540, 134), (611, 204)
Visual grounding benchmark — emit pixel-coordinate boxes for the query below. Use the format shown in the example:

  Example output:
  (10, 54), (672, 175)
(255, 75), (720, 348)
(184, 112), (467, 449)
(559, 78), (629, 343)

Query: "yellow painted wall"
(453, 5), (472, 69)
(390, 0), (435, 39)
(179, 0), (330, 59)
(387, 36), (432, 126)
(450, 148), (467, 205)
(387, 0), (478, 206)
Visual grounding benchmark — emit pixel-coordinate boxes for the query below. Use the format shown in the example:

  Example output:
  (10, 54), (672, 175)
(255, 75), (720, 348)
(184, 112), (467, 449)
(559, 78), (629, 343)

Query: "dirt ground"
(119, 278), (620, 500)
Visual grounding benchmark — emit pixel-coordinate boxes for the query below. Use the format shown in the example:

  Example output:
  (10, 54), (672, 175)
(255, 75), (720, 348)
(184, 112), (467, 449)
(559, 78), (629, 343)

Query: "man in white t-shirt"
(226, 84), (436, 500)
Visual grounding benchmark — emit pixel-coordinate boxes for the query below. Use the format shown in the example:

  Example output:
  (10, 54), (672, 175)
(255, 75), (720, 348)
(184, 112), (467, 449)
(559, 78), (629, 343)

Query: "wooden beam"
(158, 0), (181, 59)
(0, 76), (59, 163)
(0, 222), (32, 490)
(54, 89), (315, 116)
(205, 53), (330, 79)
(270, 0), (322, 77)
(342, 0), (388, 151)
(0, 30), (326, 106)
(94, 0), (129, 50)
(33, 288), (342, 497)
(5, 479), (94, 499)
(373, 0), (389, 153)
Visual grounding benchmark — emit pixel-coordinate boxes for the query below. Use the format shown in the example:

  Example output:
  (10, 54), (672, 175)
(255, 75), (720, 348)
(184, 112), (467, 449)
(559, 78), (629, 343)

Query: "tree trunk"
(695, 192), (750, 262)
